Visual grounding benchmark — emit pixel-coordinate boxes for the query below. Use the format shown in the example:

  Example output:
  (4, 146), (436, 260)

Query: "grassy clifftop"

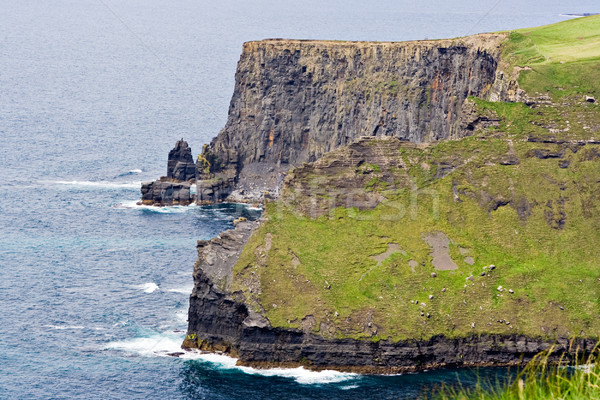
(229, 16), (600, 343)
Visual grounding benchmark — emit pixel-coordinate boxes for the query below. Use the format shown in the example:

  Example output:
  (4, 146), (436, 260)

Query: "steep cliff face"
(197, 34), (508, 203)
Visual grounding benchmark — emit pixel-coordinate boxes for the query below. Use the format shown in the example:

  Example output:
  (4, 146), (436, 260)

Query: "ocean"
(1, 1), (596, 398)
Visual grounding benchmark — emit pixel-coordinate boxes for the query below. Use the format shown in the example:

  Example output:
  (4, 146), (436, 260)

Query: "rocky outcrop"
(167, 139), (196, 182)
(139, 139), (196, 206)
(196, 34), (510, 203)
(140, 179), (193, 206)
(281, 136), (416, 217)
(184, 220), (267, 353)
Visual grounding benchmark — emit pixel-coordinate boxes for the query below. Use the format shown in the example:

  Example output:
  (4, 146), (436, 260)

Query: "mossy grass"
(231, 137), (600, 341)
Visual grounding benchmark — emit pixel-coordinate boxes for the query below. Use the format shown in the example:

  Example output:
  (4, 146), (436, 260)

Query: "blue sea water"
(1, 1), (597, 398)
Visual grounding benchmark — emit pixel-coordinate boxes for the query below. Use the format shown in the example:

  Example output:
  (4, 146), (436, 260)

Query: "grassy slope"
(230, 16), (600, 342)
(482, 15), (600, 141)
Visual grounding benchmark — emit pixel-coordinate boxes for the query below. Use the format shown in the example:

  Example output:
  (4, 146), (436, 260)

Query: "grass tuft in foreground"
(433, 344), (600, 400)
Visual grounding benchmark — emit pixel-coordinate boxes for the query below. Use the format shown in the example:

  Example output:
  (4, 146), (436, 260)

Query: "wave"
(105, 333), (183, 357)
(183, 352), (358, 384)
(45, 180), (141, 189)
(166, 285), (194, 295)
(174, 310), (188, 323)
(113, 169), (143, 178)
(106, 331), (358, 385)
(134, 282), (159, 293)
(236, 363), (358, 385)
(113, 200), (198, 213)
(341, 384), (360, 390)
(43, 324), (85, 330)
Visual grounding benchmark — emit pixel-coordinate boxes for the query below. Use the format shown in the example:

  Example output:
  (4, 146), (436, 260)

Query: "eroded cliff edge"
(196, 33), (515, 203)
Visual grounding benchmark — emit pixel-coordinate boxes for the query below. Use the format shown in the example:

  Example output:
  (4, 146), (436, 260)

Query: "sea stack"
(139, 139), (196, 206)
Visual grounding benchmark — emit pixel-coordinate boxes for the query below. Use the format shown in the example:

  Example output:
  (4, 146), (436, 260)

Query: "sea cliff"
(184, 15), (600, 372)
(196, 34), (515, 203)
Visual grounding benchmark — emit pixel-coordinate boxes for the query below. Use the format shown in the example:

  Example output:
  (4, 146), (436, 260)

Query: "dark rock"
(167, 139), (196, 182)
(196, 178), (235, 204)
(139, 139), (197, 205)
(558, 159), (570, 169)
(500, 154), (520, 165)
(513, 196), (533, 220)
(140, 179), (194, 206)
(527, 148), (565, 159)
(545, 198), (567, 230)
(480, 191), (511, 212)
(582, 148), (600, 161)
(196, 35), (508, 203)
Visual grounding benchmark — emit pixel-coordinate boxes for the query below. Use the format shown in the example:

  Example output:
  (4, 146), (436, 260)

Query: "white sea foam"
(128, 169), (142, 174)
(174, 310), (188, 323)
(135, 282), (159, 293)
(47, 180), (141, 189)
(165, 285), (194, 294)
(341, 384), (359, 390)
(105, 334), (184, 357)
(44, 324), (85, 330)
(179, 349), (358, 384)
(237, 364), (357, 384)
(113, 200), (197, 214)
(107, 332), (358, 385)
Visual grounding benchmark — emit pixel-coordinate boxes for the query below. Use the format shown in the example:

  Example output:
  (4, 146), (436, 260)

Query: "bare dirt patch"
(370, 243), (406, 266)
(424, 231), (458, 270)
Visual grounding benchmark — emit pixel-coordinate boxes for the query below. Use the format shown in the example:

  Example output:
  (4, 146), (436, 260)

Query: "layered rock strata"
(167, 139), (196, 182)
(197, 34), (511, 203)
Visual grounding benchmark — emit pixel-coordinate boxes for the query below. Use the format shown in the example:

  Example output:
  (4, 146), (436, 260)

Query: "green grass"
(433, 345), (600, 399)
(501, 15), (600, 98)
(231, 138), (600, 341)
(513, 15), (600, 63)
(471, 15), (600, 143)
